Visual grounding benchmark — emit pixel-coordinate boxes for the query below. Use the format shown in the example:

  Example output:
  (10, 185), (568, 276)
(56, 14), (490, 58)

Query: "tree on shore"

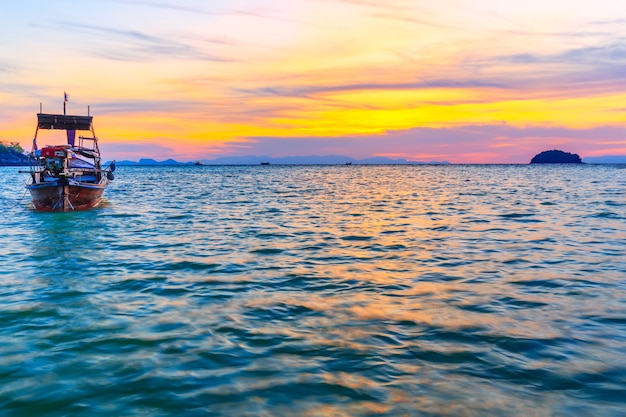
(0, 141), (25, 153)
(0, 141), (30, 165)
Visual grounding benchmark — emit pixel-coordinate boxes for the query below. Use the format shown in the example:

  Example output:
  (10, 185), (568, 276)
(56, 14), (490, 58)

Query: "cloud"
(236, 79), (508, 98)
(467, 39), (626, 97)
(100, 141), (174, 160)
(498, 40), (626, 66)
(0, 62), (15, 74)
(230, 124), (626, 163)
(105, 0), (307, 24)
(227, 36), (626, 107)
(46, 21), (233, 62)
(105, 0), (223, 16)
(317, 0), (445, 27)
(93, 99), (204, 114)
(591, 18), (626, 25)
(558, 41), (626, 64)
(90, 97), (297, 125)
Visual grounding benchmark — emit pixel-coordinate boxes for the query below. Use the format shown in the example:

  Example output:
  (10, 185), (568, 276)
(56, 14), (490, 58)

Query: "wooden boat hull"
(27, 180), (108, 212)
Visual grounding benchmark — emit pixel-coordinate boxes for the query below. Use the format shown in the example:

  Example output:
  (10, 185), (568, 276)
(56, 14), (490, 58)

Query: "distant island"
(107, 152), (626, 166)
(4, 146), (624, 167)
(110, 155), (451, 166)
(530, 149), (582, 164)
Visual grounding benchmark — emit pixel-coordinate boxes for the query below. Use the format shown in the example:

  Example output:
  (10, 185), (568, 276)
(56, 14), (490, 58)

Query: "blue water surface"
(0, 164), (625, 416)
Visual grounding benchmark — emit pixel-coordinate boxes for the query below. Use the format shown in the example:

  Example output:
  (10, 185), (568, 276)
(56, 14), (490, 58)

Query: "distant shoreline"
(3, 155), (625, 167)
(104, 154), (626, 166)
(98, 162), (626, 167)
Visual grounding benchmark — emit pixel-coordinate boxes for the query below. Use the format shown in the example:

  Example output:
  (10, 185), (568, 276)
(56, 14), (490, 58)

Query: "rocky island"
(530, 149), (582, 164)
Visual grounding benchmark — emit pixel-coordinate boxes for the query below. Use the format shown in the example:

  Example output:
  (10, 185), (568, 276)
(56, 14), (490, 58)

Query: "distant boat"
(24, 107), (115, 211)
(194, 161), (204, 166)
(260, 161), (270, 165)
(345, 161), (352, 165)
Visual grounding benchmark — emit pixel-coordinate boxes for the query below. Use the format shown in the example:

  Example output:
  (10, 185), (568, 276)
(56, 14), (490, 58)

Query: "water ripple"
(1, 164), (625, 416)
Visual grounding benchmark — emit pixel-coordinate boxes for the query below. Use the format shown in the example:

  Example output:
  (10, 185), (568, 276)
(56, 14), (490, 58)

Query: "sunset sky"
(2, 0), (626, 163)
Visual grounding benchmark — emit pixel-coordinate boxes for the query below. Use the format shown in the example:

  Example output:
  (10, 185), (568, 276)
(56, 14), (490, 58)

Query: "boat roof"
(37, 113), (93, 130)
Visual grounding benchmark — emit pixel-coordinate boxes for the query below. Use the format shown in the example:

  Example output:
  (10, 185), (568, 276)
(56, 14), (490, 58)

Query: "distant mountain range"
(2, 151), (624, 167)
(108, 154), (626, 166)
(582, 155), (626, 164)
(111, 155), (452, 166)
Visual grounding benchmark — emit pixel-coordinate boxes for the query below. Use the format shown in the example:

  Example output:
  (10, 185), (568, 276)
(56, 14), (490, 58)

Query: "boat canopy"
(37, 113), (93, 130)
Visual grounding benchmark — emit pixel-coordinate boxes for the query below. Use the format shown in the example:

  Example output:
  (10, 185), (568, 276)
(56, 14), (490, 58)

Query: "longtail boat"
(25, 103), (115, 211)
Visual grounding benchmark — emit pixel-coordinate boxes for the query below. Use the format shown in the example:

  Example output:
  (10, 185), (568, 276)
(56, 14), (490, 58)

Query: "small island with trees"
(530, 149), (582, 164)
(0, 141), (30, 166)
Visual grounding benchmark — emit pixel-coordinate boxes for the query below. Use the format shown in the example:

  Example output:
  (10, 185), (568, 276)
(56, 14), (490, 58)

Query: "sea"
(0, 164), (625, 416)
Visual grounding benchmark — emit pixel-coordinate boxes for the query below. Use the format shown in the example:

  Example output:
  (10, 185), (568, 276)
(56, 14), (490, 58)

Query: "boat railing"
(20, 166), (110, 176)
(78, 135), (97, 151)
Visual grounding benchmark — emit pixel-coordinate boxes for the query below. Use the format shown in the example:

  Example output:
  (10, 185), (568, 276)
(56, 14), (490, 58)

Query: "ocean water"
(0, 164), (625, 416)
